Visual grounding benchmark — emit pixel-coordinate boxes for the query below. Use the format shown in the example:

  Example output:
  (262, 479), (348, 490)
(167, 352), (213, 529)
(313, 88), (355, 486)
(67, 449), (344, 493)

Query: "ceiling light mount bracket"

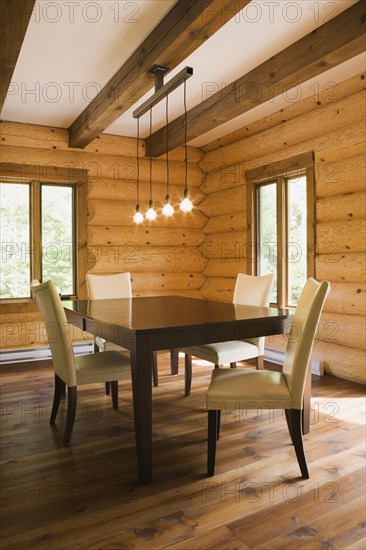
(133, 66), (193, 119)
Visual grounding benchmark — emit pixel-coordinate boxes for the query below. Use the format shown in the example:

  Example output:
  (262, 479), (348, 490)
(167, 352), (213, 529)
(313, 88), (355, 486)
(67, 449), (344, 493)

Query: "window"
(0, 164), (87, 300)
(246, 153), (315, 308)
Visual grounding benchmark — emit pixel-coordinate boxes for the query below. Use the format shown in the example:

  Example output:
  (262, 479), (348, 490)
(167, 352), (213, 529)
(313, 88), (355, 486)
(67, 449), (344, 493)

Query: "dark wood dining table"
(63, 295), (292, 484)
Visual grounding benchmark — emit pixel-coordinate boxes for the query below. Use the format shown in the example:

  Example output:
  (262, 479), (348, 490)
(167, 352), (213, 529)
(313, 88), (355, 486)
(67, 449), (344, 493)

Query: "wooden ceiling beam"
(0, 0), (36, 112)
(68, 0), (251, 149)
(147, 0), (366, 157)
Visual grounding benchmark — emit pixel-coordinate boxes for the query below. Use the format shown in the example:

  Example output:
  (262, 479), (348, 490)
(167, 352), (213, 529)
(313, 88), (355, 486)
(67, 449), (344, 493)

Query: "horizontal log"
(313, 341), (366, 385)
(266, 337), (365, 385)
(0, 321), (85, 348)
(203, 211), (247, 234)
(88, 226), (205, 248)
(316, 253), (366, 283)
(201, 231), (248, 259)
(201, 119), (365, 192)
(315, 140), (365, 164)
(317, 219), (366, 254)
(88, 179), (205, 204)
(316, 191), (365, 222)
(202, 73), (366, 152)
(87, 246), (206, 273)
(88, 199), (207, 229)
(85, 271), (205, 292)
(323, 283), (366, 316)
(201, 90), (365, 170)
(319, 312), (365, 351)
(203, 259), (245, 278)
(199, 186), (246, 217)
(199, 277), (235, 302)
(0, 121), (204, 162)
(316, 153), (365, 198)
(0, 145), (203, 186)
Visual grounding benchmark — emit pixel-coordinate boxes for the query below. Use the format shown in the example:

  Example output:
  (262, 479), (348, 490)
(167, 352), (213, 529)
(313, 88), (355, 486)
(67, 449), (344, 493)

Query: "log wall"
(0, 122), (206, 348)
(198, 73), (366, 384)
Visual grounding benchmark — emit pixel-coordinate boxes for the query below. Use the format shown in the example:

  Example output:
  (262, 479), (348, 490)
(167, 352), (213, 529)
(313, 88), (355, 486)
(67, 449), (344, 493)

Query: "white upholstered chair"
(86, 272), (158, 387)
(206, 278), (330, 478)
(183, 273), (274, 396)
(31, 279), (131, 445)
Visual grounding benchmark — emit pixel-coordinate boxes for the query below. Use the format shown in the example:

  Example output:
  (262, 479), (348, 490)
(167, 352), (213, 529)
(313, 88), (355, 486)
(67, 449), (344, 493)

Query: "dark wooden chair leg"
(50, 375), (63, 424)
(152, 351), (158, 387)
(184, 354), (192, 396)
(289, 409), (309, 479)
(170, 348), (179, 375)
(302, 364), (311, 435)
(207, 410), (219, 476)
(110, 381), (118, 410)
(256, 355), (264, 370)
(217, 410), (221, 441)
(284, 408), (294, 445)
(63, 386), (77, 446)
(105, 382), (110, 395)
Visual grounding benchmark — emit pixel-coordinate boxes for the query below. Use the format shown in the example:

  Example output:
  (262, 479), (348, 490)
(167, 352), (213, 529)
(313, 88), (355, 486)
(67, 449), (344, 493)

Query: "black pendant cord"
(184, 78), (188, 192)
(136, 117), (140, 206)
(166, 94), (170, 198)
(149, 107), (153, 204)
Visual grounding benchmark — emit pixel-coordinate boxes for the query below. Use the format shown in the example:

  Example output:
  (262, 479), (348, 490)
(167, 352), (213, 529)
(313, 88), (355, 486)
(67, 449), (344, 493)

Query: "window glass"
(257, 182), (277, 304)
(41, 185), (74, 296)
(287, 175), (307, 305)
(0, 183), (31, 298)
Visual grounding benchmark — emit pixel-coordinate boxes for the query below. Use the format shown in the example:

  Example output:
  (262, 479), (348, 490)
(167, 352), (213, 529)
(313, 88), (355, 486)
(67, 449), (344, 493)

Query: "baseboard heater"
(0, 343), (94, 365)
(264, 348), (324, 376)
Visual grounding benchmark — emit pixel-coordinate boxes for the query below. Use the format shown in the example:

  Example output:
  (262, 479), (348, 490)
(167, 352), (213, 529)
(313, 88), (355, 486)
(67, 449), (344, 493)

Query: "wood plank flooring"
(0, 353), (365, 549)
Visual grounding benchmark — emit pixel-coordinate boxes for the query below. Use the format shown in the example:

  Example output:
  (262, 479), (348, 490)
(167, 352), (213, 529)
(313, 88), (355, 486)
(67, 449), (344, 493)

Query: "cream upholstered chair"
(31, 279), (131, 446)
(206, 278), (330, 478)
(86, 272), (158, 387)
(183, 273), (274, 396)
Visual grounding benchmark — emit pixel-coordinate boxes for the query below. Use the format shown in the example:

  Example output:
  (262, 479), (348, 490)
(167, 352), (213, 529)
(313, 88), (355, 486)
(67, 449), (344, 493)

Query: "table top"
(63, 295), (290, 334)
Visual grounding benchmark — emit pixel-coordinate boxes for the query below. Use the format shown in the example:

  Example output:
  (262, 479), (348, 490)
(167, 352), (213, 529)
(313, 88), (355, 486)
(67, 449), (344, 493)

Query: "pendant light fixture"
(162, 93), (174, 217)
(132, 66), (193, 223)
(145, 107), (157, 221)
(133, 117), (143, 224)
(180, 78), (193, 213)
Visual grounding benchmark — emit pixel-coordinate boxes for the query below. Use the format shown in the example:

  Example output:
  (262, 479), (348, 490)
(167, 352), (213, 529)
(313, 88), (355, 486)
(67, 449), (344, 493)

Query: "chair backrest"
(31, 280), (77, 387)
(86, 272), (132, 300)
(233, 273), (274, 307)
(283, 278), (330, 408)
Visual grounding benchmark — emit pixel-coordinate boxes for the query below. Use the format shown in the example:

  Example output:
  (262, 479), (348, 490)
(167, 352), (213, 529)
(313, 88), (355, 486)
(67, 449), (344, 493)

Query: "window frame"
(246, 152), (315, 308)
(0, 163), (88, 302)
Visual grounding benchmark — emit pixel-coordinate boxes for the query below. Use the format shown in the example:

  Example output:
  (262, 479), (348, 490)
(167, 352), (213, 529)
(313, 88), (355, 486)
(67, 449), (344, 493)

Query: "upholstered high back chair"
(206, 278), (330, 478)
(86, 272), (132, 300)
(31, 279), (131, 445)
(86, 272), (158, 387)
(183, 273), (274, 396)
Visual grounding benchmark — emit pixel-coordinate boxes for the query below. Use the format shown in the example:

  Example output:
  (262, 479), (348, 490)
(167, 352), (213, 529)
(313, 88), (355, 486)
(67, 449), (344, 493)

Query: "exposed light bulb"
(180, 198), (193, 213)
(146, 200), (157, 221)
(133, 211), (144, 224)
(162, 203), (174, 217)
(162, 194), (174, 217)
(133, 204), (143, 224)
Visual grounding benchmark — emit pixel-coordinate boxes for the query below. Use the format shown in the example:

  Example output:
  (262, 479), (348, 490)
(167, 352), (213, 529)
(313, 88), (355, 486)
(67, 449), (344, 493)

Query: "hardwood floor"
(0, 353), (365, 549)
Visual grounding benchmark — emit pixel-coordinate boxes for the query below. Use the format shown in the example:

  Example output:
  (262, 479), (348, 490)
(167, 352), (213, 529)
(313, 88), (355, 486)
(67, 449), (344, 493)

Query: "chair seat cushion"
(95, 336), (127, 353)
(183, 340), (259, 365)
(206, 368), (299, 410)
(75, 351), (130, 385)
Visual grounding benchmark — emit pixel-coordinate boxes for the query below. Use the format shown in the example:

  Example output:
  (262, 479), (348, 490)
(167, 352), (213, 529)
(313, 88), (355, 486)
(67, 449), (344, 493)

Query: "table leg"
(130, 338), (153, 484)
(170, 348), (179, 375)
